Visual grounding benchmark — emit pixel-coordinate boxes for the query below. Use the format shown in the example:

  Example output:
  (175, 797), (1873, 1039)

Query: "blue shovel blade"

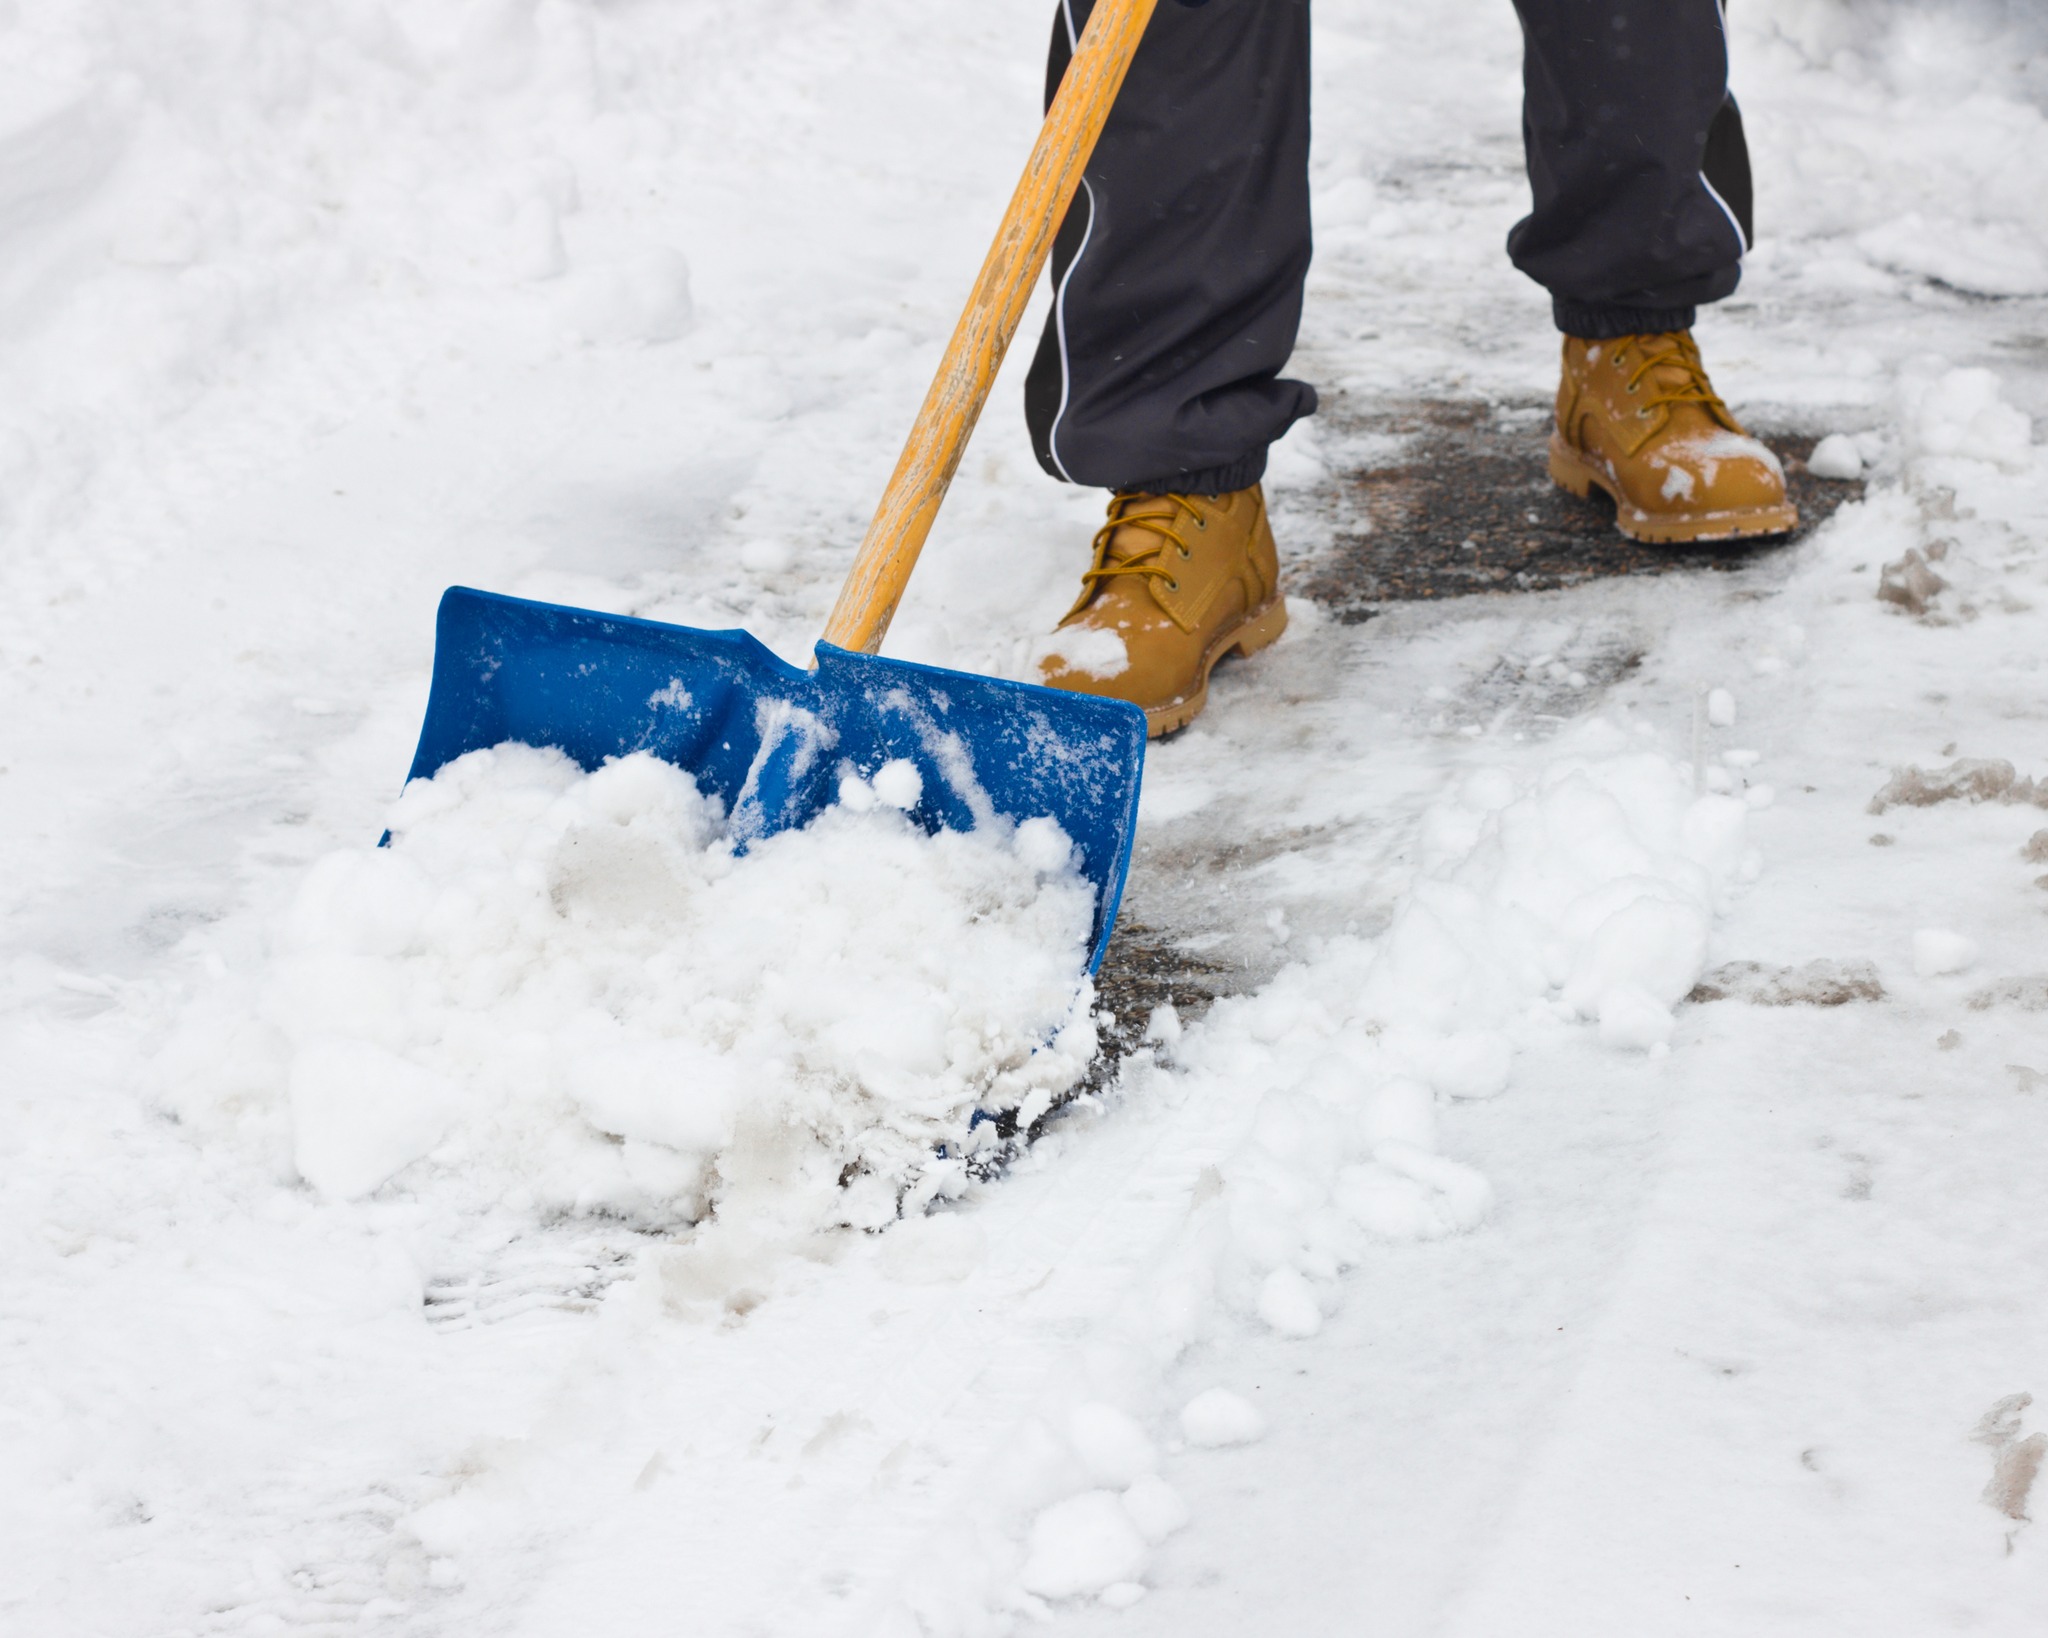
(403, 587), (1148, 973)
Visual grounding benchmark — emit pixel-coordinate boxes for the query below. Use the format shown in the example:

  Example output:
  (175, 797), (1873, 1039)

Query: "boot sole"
(1548, 435), (1798, 545)
(1144, 596), (1290, 740)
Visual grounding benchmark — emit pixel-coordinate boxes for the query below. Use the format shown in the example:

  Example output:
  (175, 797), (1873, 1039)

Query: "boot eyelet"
(1196, 517), (1208, 530)
(1637, 408), (1650, 420)
(1626, 382), (1639, 394)
(1166, 579), (1180, 592)
(1176, 545), (1191, 560)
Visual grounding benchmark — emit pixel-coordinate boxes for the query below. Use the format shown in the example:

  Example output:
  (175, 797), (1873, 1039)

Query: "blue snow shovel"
(399, 0), (1163, 973)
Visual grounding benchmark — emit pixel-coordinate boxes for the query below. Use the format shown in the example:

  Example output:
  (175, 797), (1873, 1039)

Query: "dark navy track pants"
(1025, 0), (1754, 495)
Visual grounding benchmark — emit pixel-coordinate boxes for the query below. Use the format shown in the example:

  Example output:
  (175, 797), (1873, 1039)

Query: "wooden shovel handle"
(820, 0), (1161, 655)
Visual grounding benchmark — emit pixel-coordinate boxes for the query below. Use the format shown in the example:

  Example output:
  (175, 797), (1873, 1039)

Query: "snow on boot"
(1549, 331), (1797, 545)
(1037, 486), (1287, 738)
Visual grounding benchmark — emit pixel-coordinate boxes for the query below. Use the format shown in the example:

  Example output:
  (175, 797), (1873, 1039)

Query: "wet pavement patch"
(1289, 395), (1866, 621)
(1005, 919), (1235, 1150)
(1089, 914), (1232, 1040)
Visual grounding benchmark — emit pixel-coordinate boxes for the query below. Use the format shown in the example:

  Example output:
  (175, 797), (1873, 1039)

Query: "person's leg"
(1510, 0), (1792, 544)
(1507, 0), (1750, 339)
(1029, 0), (1311, 737)
(1024, 0), (1315, 495)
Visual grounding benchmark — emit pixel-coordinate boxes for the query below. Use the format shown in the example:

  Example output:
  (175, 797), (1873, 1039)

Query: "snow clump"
(1807, 433), (1865, 480)
(1036, 625), (1131, 680)
(1019, 1491), (1150, 1601)
(1912, 929), (1979, 980)
(1180, 1389), (1268, 1448)
(159, 745), (1099, 1231)
(1900, 366), (2034, 472)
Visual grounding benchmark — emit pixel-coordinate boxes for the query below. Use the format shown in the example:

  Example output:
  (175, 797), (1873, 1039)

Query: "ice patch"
(160, 745), (1099, 1231)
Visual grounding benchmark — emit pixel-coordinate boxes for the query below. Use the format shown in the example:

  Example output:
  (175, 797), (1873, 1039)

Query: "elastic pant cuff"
(1120, 449), (1269, 498)
(1553, 299), (1700, 341)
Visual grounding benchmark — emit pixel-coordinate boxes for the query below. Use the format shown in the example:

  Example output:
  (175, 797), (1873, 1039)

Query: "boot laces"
(1080, 492), (1205, 598)
(1613, 331), (1729, 420)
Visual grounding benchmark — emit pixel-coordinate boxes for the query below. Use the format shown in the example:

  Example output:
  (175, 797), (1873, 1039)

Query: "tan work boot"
(1037, 486), (1287, 738)
(1550, 331), (1797, 544)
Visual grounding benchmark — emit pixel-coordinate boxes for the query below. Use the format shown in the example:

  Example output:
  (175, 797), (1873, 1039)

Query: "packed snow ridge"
(156, 746), (1100, 1232)
(868, 721), (1759, 1621)
(1161, 730), (1756, 1308)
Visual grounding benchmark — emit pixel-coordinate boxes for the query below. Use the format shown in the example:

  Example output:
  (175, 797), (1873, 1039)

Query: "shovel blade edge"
(406, 587), (1147, 972)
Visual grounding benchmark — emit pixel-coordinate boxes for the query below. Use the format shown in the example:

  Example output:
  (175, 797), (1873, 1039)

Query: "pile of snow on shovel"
(154, 746), (1099, 1230)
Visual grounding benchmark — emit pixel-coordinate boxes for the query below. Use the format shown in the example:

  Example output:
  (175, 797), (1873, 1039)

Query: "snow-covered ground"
(4, 1), (2047, 1633)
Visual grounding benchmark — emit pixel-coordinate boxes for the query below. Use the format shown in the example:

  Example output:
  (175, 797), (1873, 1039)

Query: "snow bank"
(158, 744), (1098, 1231)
